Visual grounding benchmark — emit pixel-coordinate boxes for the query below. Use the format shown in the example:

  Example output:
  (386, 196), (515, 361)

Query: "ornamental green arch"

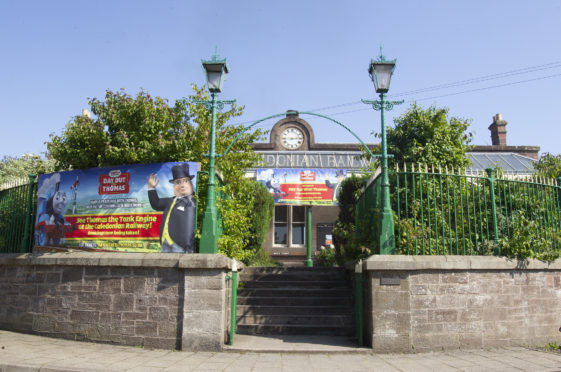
(221, 111), (377, 159)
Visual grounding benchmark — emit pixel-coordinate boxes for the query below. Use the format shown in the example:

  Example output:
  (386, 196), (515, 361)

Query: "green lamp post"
(198, 52), (235, 254)
(362, 48), (403, 255)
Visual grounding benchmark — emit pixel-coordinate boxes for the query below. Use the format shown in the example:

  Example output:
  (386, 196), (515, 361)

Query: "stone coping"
(0, 252), (242, 270)
(363, 254), (561, 271)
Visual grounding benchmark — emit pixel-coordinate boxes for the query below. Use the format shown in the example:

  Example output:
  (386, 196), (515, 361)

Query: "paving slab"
(3, 330), (561, 371)
(225, 334), (370, 353)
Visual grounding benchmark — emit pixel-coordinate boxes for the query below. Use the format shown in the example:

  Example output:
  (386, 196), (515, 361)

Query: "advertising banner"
(34, 162), (199, 252)
(257, 168), (347, 206)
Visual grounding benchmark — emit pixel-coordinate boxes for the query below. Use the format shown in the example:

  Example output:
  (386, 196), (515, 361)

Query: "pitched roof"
(467, 152), (537, 175)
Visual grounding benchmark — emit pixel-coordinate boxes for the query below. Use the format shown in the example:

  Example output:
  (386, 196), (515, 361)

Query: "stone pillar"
(182, 268), (227, 351)
(365, 260), (412, 353)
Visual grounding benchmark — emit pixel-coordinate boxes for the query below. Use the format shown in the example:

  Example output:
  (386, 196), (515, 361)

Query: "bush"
(246, 247), (281, 267)
(246, 181), (274, 252)
(317, 247), (336, 267)
(497, 211), (561, 262)
(332, 174), (370, 264)
(0, 183), (35, 253)
(243, 180), (275, 266)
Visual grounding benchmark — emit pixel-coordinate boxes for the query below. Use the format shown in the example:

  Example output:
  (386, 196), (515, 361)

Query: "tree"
(0, 154), (56, 186)
(332, 174), (371, 264)
(47, 86), (266, 260)
(534, 152), (561, 179)
(375, 103), (473, 169)
(48, 90), (196, 168)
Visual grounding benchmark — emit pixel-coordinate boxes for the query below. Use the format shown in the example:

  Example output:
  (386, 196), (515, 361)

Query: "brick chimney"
(488, 113), (507, 146)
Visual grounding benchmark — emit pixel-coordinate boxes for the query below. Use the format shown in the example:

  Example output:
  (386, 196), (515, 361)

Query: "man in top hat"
(325, 169), (346, 204)
(147, 163), (196, 253)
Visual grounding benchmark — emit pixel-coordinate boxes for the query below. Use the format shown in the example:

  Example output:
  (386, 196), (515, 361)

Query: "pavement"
(2, 330), (561, 372)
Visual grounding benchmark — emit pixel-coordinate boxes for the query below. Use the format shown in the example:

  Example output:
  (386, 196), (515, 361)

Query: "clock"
(281, 127), (304, 150)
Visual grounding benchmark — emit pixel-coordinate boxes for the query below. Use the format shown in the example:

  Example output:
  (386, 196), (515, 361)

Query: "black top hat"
(169, 163), (195, 183)
(335, 169), (345, 177)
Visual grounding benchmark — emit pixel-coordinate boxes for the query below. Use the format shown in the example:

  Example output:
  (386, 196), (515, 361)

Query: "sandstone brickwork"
(364, 255), (561, 353)
(0, 253), (237, 351)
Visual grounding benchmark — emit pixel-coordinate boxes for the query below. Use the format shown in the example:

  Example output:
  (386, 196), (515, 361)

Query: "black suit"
(148, 189), (195, 253)
(325, 180), (342, 202)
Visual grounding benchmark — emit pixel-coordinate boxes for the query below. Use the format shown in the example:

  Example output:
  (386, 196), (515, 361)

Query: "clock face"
(281, 127), (304, 150)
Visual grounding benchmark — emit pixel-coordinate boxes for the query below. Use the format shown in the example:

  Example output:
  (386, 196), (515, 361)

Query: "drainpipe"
(305, 206), (313, 267)
(226, 261), (238, 345)
(354, 260), (363, 346)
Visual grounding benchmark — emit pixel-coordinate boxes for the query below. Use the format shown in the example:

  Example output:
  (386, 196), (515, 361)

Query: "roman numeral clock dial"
(281, 127), (304, 150)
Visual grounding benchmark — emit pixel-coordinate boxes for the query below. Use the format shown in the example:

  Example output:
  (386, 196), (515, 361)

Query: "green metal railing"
(0, 175), (38, 253)
(356, 165), (561, 256)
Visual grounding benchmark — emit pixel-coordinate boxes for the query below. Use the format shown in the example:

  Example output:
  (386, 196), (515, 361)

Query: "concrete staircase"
(236, 267), (355, 336)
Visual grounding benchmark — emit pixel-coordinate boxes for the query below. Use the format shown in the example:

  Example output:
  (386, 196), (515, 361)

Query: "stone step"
(237, 324), (355, 336)
(237, 296), (352, 307)
(239, 273), (346, 283)
(271, 256), (311, 267)
(242, 280), (347, 289)
(235, 266), (354, 337)
(240, 273), (346, 282)
(236, 305), (353, 316)
(237, 314), (353, 327)
(238, 288), (351, 298)
(239, 267), (346, 282)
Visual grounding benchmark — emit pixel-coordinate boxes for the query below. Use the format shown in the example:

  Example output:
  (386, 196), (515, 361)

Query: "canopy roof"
(467, 152), (537, 175)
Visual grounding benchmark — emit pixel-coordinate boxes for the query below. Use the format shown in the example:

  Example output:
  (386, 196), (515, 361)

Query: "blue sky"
(1, 1), (560, 159)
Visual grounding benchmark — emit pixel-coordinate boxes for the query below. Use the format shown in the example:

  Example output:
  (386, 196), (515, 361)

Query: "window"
(274, 205), (288, 245)
(273, 205), (306, 247)
(291, 206), (305, 245)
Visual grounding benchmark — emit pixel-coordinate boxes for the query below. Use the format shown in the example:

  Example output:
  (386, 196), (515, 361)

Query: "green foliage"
(353, 174), (383, 255)
(357, 103), (474, 255)
(497, 211), (560, 262)
(246, 247), (281, 267)
(332, 174), (372, 263)
(355, 165), (561, 261)
(215, 180), (255, 261)
(0, 183), (35, 252)
(246, 181), (275, 251)
(244, 181), (275, 266)
(316, 246), (336, 267)
(378, 103), (473, 169)
(395, 198), (481, 256)
(48, 90), (194, 168)
(545, 341), (561, 351)
(0, 154), (56, 185)
(392, 173), (489, 256)
(47, 86), (266, 260)
(534, 152), (561, 180)
(393, 171), (561, 259)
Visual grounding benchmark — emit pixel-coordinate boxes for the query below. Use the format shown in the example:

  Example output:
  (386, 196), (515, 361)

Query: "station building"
(247, 111), (539, 263)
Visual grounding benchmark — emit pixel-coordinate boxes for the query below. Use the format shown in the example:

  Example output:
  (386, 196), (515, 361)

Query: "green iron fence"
(356, 165), (561, 256)
(0, 175), (38, 253)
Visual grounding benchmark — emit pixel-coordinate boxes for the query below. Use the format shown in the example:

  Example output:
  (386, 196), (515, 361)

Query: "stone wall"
(0, 252), (238, 351)
(363, 255), (561, 353)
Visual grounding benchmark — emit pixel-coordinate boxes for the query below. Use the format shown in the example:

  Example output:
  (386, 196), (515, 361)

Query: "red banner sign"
(98, 171), (130, 195)
(64, 213), (161, 239)
(280, 183), (333, 201)
(299, 170), (316, 181)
